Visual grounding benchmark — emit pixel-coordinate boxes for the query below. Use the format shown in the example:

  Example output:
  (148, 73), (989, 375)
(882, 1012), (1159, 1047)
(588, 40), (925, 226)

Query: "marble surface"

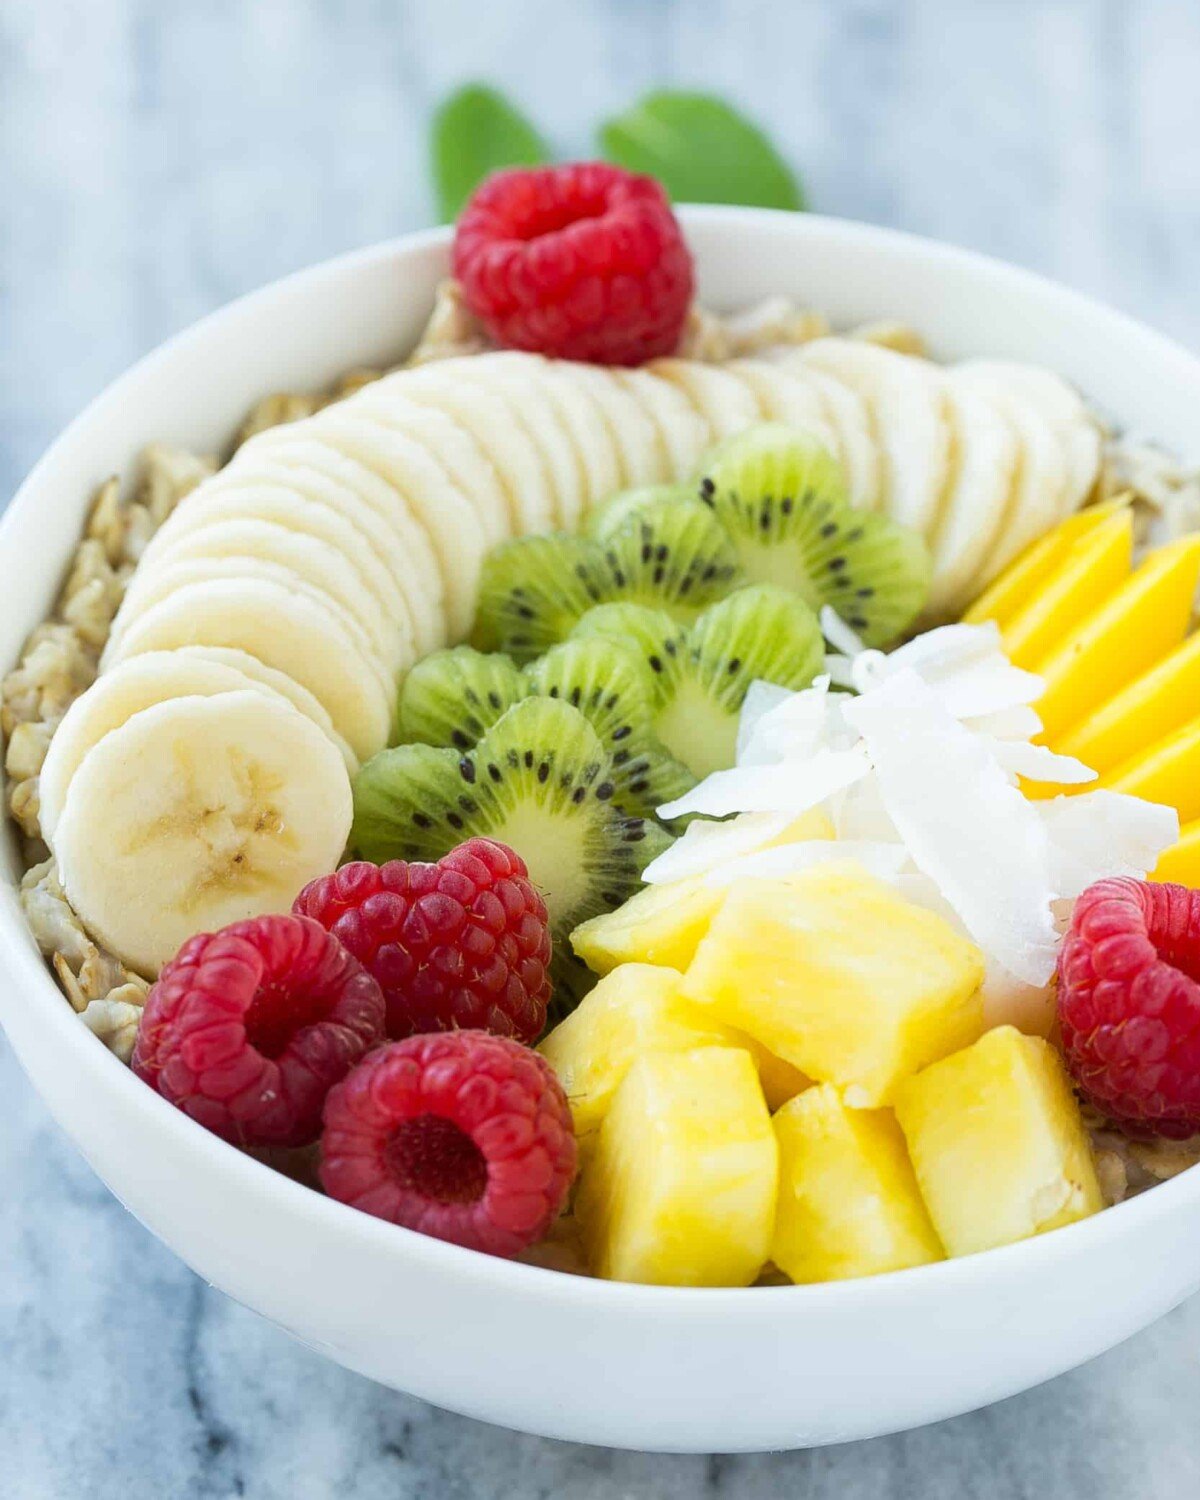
(3, 0), (1200, 1493)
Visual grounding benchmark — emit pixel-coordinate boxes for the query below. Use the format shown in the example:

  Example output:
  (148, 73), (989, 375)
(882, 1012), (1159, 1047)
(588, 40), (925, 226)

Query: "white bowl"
(3, 209), (1200, 1454)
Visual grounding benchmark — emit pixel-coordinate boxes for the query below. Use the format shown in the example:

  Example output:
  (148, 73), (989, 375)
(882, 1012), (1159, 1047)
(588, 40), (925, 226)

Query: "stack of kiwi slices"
(350, 424), (931, 1019)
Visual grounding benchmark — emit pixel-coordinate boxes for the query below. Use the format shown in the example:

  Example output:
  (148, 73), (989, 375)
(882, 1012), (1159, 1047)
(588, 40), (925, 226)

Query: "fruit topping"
(452, 162), (693, 365)
(894, 1026), (1103, 1255)
(132, 914), (385, 1148)
(319, 1031), (576, 1257)
(693, 423), (932, 645)
(350, 697), (670, 1015)
(294, 838), (552, 1043)
(575, 1046), (776, 1285)
(1057, 877), (1200, 1138)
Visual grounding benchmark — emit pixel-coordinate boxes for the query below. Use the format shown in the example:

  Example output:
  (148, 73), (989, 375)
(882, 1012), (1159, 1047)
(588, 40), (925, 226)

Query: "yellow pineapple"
(735, 1031), (812, 1111)
(538, 964), (737, 1157)
(894, 1025), (1104, 1258)
(576, 1047), (778, 1286)
(772, 1085), (943, 1282)
(682, 863), (985, 1105)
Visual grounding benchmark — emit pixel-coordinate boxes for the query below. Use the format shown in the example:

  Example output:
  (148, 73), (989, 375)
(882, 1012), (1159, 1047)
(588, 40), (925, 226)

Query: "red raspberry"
(293, 838), (551, 1043)
(1058, 877), (1200, 1138)
(132, 914), (385, 1148)
(452, 162), (694, 366)
(320, 1031), (576, 1257)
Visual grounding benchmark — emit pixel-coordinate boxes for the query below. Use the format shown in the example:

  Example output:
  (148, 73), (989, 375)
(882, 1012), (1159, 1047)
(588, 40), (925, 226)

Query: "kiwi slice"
(586, 484), (693, 539)
(573, 585), (824, 780)
(351, 697), (671, 1018)
(472, 499), (742, 662)
(695, 423), (931, 646)
(397, 645), (526, 747)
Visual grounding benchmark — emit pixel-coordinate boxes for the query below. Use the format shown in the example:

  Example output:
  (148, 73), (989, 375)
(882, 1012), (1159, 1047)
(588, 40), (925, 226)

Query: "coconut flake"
(965, 704), (1044, 741)
(842, 669), (1060, 985)
(983, 740), (1097, 785)
(820, 606), (866, 656)
(735, 680), (796, 763)
(706, 838), (911, 887)
(641, 810), (799, 885)
(1035, 791), (1180, 898)
(657, 745), (871, 821)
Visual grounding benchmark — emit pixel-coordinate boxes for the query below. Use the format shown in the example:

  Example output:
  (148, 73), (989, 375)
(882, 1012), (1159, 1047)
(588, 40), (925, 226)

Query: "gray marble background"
(2, 0), (1199, 1494)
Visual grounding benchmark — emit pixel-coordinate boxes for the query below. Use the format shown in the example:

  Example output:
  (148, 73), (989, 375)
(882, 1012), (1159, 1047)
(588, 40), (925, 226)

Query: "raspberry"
(1057, 877), (1200, 1138)
(132, 914), (385, 1148)
(293, 838), (551, 1043)
(452, 162), (694, 366)
(320, 1031), (576, 1257)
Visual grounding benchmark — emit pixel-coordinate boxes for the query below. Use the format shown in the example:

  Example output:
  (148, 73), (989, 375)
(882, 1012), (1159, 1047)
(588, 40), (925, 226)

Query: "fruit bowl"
(4, 208), (1200, 1453)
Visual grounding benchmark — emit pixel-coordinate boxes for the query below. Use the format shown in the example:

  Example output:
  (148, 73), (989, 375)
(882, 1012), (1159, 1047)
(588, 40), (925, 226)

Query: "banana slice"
(515, 357), (624, 514)
(951, 370), (1068, 582)
(393, 359), (556, 534)
(241, 429), (447, 651)
(111, 555), (395, 698)
(139, 518), (410, 675)
(797, 338), (950, 533)
(223, 443), (444, 656)
(924, 380), (1020, 619)
(724, 358), (841, 467)
(52, 690), (352, 977)
(789, 364), (883, 511)
(347, 381), (510, 545)
(103, 577), (394, 760)
(301, 408), (482, 641)
(555, 362), (666, 488)
(611, 368), (711, 480)
(647, 358), (764, 440)
(956, 359), (1101, 516)
(39, 651), (354, 840)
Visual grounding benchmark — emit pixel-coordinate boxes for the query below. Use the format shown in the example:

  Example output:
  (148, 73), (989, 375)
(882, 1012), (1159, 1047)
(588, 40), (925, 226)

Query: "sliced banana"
(392, 359), (556, 534)
(103, 577), (394, 761)
(39, 651), (353, 841)
(555, 362), (666, 489)
(797, 338), (950, 534)
(647, 358), (765, 440)
(924, 380), (1020, 619)
(238, 430), (446, 651)
(611, 368), (711, 481)
(788, 364), (883, 511)
(301, 408), (482, 641)
(139, 518), (410, 675)
(516, 357), (624, 514)
(724, 358), (841, 468)
(52, 690), (352, 977)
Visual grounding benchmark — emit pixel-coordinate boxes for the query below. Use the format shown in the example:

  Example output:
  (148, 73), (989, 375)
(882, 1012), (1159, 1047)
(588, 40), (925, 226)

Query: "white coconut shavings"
(820, 605), (866, 657)
(735, 680), (796, 763)
(653, 617), (1179, 1006)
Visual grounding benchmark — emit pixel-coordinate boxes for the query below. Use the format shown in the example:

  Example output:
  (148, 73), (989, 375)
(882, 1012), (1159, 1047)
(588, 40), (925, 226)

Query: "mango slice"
(682, 863), (985, 1106)
(1000, 508), (1132, 669)
(771, 1085), (943, 1283)
(1099, 714), (1200, 823)
(895, 1026), (1103, 1258)
(1031, 536), (1200, 742)
(962, 500), (1125, 629)
(1151, 817), (1200, 886)
(576, 1047), (778, 1286)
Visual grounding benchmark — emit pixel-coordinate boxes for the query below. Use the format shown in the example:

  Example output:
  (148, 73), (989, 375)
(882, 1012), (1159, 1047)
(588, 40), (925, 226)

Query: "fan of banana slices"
(44, 336), (1101, 977)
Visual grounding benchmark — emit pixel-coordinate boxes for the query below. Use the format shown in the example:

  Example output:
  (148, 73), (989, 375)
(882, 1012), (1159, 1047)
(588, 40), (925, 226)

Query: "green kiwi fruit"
(694, 423), (931, 645)
(351, 697), (672, 1017)
(598, 494), (742, 623)
(397, 645), (526, 747)
(472, 534), (613, 661)
(573, 585), (824, 780)
(585, 484), (693, 539)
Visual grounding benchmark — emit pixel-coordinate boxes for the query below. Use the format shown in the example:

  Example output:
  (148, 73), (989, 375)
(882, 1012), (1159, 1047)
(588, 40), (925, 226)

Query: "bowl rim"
(4, 204), (1200, 1311)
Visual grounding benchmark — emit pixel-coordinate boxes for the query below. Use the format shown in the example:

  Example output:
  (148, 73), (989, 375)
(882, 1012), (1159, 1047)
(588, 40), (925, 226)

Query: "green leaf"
(432, 84), (551, 221)
(599, 91), (805, 211)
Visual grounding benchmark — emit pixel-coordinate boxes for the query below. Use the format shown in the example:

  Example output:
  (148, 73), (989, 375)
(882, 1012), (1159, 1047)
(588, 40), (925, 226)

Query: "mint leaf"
(599, 91), (804, 211)
(432, 84), (551, 221)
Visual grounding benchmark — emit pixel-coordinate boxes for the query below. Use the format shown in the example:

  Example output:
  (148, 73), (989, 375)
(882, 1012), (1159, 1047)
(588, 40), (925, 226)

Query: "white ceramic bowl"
(3, 209), (1200, 1454)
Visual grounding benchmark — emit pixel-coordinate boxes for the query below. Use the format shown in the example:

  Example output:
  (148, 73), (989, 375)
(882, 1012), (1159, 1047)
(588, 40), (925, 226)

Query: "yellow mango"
(538, 964), (737, 1152)
(682, 863), (985, 1106)
(772, 1085), (943, 1283)
(1151, 818), (1200, 886)
(1000, 508), (1132, 669)
(1099, 714), (1200, 823)
(962, 500), (1125, 629)
(576, 1047), (778, 1286)
(1031, 536), (1200, 742)
(569, 808), (834, 976)
(894, 1026), (1103, 1258)
(1056, 630), (1200, 776)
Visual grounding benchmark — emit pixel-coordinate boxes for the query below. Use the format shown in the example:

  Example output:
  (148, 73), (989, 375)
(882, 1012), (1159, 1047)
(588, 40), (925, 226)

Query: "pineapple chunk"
(576, 1047), (778, 1286)
(894, 1025), (1103, 1258)
(538, 964), (738, 1153)
(735, 1032), (812, 1111)
(682, 864), (985, 1105)
(570, 809), (834, 975)
(772, 1085), (943, 1282)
